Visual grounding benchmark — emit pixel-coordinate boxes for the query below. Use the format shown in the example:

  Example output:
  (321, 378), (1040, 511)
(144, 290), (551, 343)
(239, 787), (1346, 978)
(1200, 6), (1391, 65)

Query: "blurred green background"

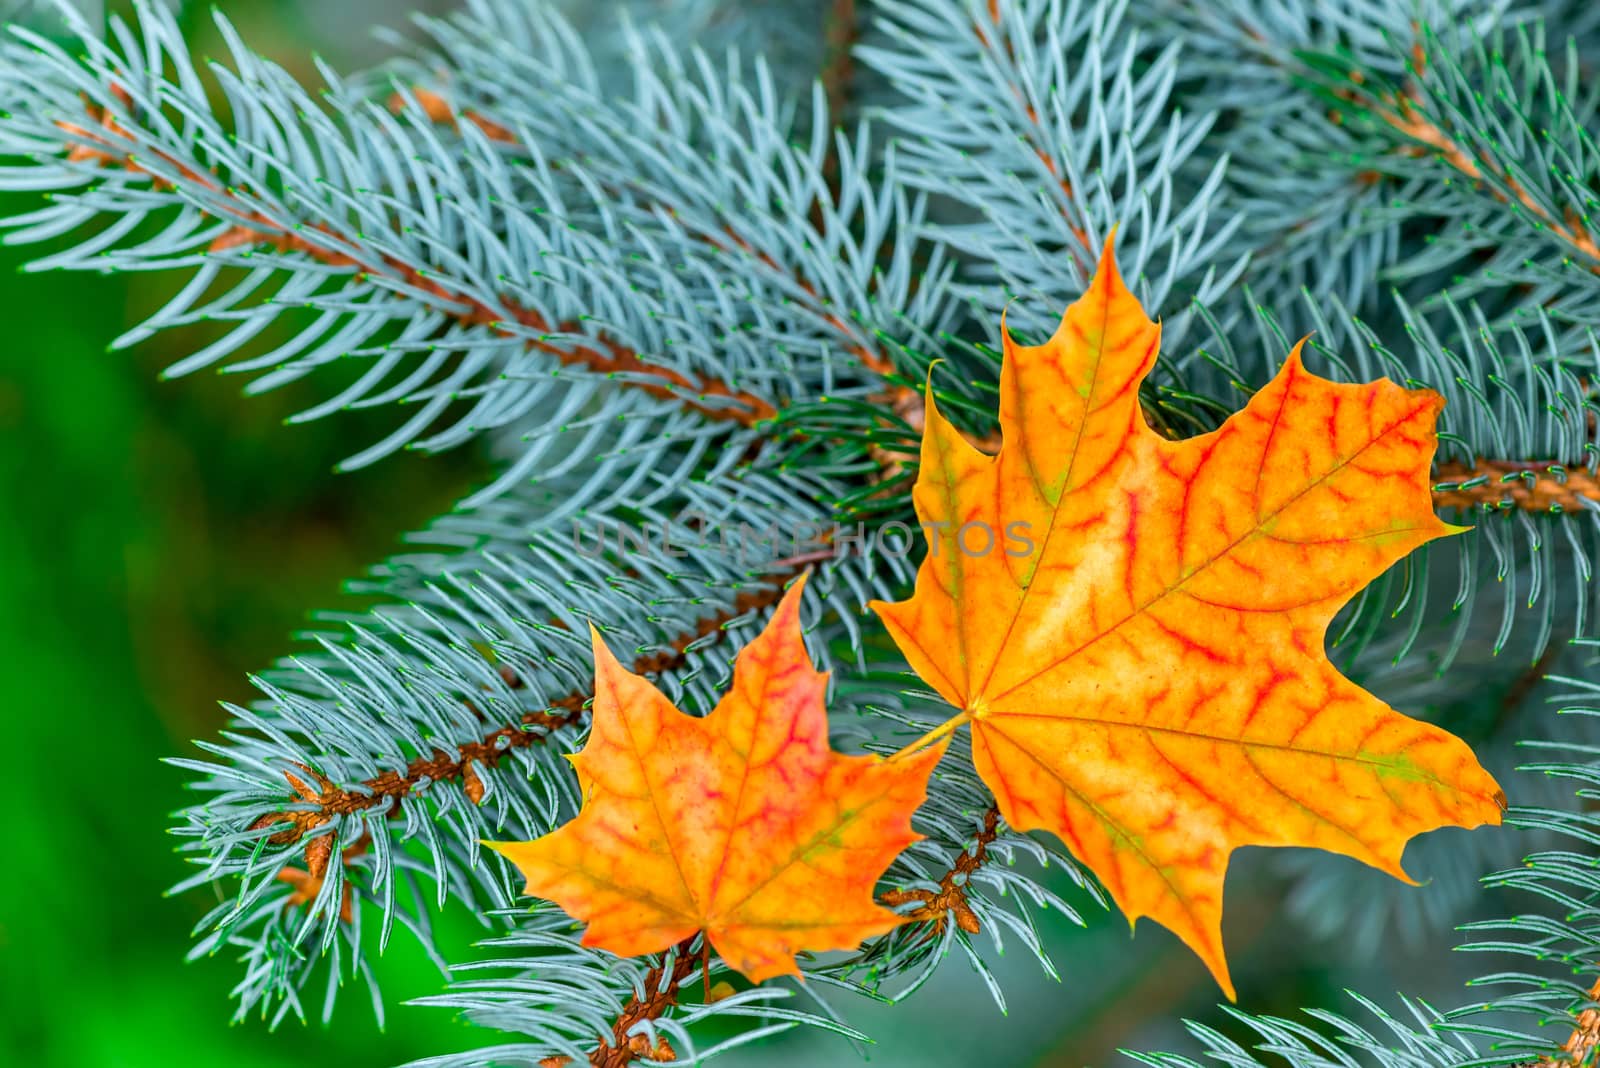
(0, 3), (488, 1064)
(0, 3), (1480, 1066)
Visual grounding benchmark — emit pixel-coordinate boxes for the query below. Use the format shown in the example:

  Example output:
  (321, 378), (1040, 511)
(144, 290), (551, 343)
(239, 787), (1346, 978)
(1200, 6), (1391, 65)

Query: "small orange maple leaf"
(489, 575), (946, 982)
(872, 236), (1506, 999)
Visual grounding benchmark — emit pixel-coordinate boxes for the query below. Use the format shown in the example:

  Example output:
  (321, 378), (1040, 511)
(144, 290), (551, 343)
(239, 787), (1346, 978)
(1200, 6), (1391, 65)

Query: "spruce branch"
(370, 78), (951, 479)
(1284, 19), (1600, 336)
(55, 92), (779, 428)
(538, 938), (703, 1068)
(372, 82), (918, 394)
(247, 710), (578, 850)
(249, 582), (791, 855)
(1336, 51), (1600, 277)
(386, 3), (966, 387)
(4, 0), (958, 509)
(864, 0), (1243, 351)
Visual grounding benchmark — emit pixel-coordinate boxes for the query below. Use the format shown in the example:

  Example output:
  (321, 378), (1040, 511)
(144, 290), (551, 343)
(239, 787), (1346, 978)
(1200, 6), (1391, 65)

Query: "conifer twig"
(58, 94), (778, 427)
(1348, 72), (1600, 275)
(882, 806), (1002, 935)
(250, 584), (793, 853)
(973, 0), (1094, 265)
(384, 81), (942, 470)
(538, 938), (702, 1068)
(375, 91), (907, 388)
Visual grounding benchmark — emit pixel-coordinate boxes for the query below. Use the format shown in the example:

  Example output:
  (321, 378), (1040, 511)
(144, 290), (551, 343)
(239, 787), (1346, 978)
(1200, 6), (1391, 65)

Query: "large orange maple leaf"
(872, 238), (1506, 998)
(489, 576), (945, 983)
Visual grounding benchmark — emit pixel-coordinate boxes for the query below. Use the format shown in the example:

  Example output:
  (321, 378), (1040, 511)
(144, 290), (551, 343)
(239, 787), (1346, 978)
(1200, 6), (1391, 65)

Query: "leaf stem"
(891, 712), (972, 761)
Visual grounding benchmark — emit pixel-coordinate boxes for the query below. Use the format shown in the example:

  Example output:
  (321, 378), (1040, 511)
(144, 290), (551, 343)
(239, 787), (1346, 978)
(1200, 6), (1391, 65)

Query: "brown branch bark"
(397, 87), (517, 145)
(881, 806), (1001, 935)
(588, 941), (704, 1068)
(1433, 459), (1600, 512)
(1536, 973), (1600, 1066)
(821, 0), (858, 128)
(59, 94), (777, 427)
(817, 0), (859, 216)
(276, 832), (371, 923)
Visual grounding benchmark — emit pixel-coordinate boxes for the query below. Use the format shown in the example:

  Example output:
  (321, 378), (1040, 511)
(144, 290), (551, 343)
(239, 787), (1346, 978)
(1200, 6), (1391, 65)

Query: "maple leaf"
(872, 237), (1506, 998)
(489, 576), (945, 982)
